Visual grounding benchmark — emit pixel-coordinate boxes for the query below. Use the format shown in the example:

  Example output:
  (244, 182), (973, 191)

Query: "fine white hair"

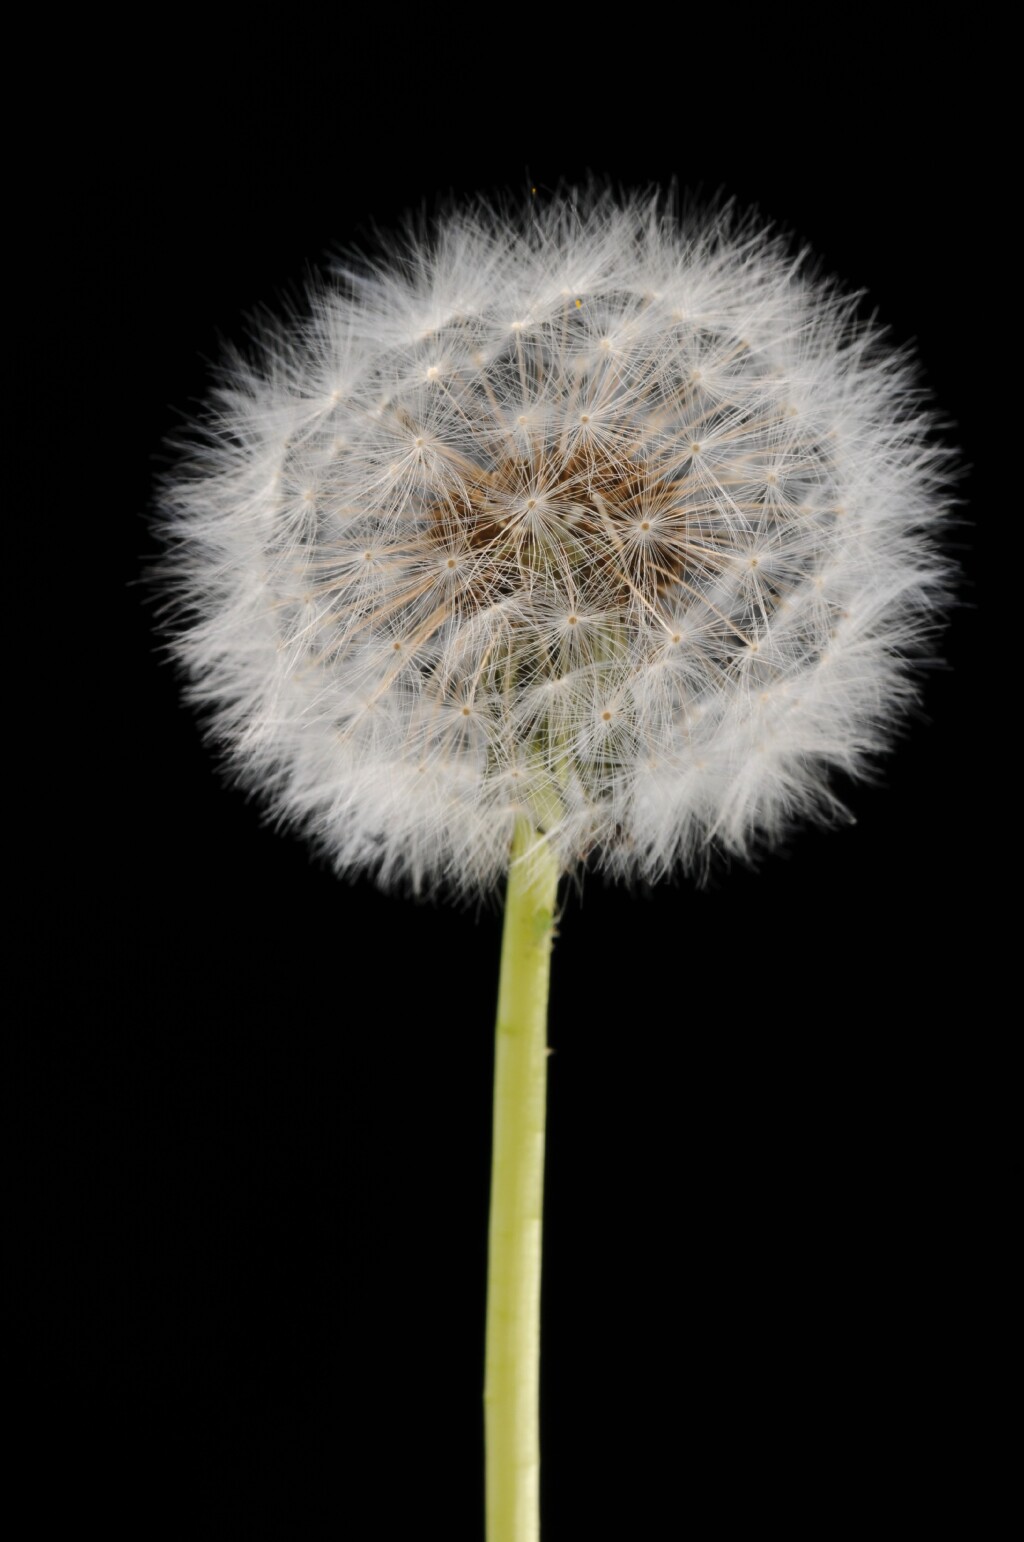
(159, 190), (954, 895)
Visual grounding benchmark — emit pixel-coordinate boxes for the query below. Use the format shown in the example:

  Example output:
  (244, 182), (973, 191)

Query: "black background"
(35, 23), (988, 1536)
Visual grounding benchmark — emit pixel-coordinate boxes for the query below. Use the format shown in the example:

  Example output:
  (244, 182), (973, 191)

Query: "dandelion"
(158, 191), (953, 1540)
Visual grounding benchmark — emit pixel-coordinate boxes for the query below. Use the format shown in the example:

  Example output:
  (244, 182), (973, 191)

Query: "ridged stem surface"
(485, 819), (559, 1542)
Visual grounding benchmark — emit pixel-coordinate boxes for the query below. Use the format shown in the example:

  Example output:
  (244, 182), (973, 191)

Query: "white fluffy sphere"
(160, 193), (952, 893)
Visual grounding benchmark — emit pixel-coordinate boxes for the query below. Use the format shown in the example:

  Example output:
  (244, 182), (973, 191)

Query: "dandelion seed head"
(159, 192), (954, 894)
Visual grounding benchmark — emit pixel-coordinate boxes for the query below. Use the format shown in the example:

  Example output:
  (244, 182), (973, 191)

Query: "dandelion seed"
(160, 198), (951, 893)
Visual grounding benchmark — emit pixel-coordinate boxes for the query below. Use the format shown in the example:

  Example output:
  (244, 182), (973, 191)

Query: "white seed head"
(159, 193), (954, 894)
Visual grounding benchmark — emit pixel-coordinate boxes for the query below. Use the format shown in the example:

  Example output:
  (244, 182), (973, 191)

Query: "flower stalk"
(485, 818), (560, 1541)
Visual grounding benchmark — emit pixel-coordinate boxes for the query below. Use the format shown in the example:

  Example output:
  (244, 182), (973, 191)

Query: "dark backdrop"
(36, 24), (986, 1536)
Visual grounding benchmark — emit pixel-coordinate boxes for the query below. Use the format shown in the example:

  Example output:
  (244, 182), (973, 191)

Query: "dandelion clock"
(157, 191), (954, 1539)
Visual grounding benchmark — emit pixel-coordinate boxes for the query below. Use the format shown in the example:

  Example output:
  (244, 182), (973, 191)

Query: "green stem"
(485, 818), (560, 1542)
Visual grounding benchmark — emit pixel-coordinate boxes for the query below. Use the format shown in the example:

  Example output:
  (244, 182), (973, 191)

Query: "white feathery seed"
(159, 193), (953, 894)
